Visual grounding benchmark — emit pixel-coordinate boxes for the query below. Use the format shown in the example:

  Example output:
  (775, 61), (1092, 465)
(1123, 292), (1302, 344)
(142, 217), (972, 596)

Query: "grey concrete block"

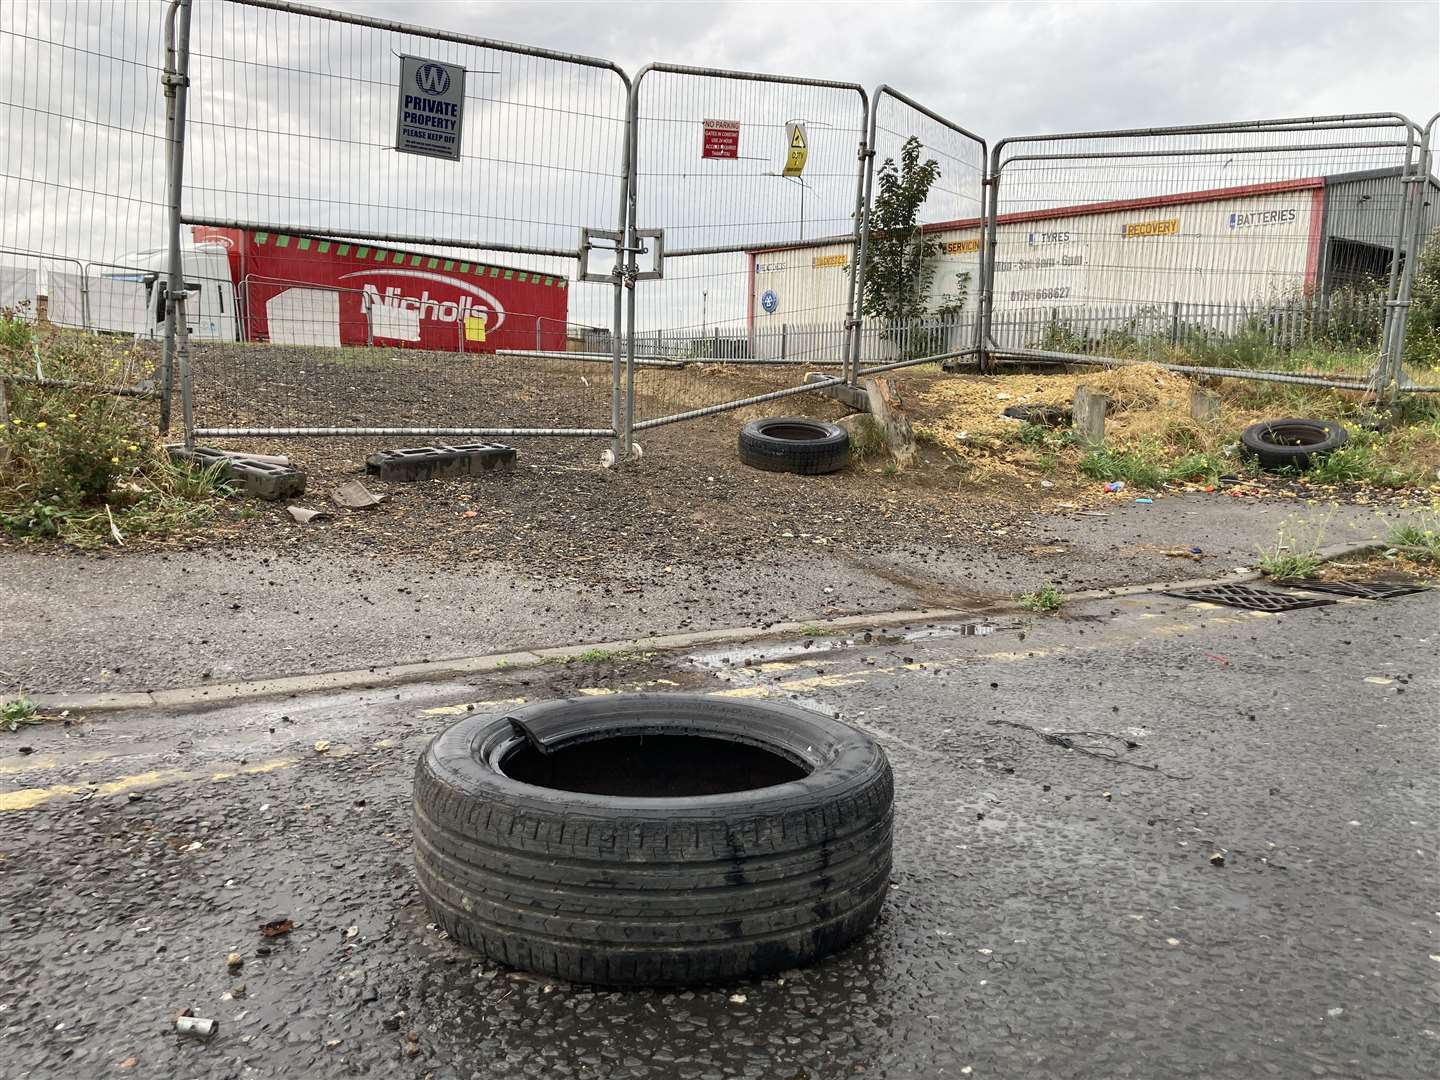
(804, 373), (870, 412)
(366, 443), (517, 482)
(229, 458), (306, 501)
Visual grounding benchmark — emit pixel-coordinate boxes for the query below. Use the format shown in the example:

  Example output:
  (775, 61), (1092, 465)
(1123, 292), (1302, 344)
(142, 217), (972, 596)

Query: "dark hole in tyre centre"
(762, 423), (828, 441)
(500, 732), (810, 797)
(1262, 424), (1327, 447)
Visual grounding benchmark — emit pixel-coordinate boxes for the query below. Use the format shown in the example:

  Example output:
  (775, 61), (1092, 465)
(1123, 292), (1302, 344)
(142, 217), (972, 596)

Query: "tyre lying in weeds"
(737, 417), (850, 475)
(1240, 418), (1349, 471)
(413, 694), (893, 986)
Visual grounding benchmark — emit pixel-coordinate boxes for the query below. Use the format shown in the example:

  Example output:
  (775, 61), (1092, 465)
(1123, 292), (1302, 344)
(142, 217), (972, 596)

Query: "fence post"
(162, 0), (194, 446)
(1381, 114), (1435, 398)
(843, 93), (873, 387)
(978, 144), (1003, 373)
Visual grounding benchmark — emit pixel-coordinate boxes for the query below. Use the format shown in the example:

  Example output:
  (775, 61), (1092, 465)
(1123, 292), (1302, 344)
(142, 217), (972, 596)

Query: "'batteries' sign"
(396, 55), (466, 161)
(1228, 208), (1298, 229)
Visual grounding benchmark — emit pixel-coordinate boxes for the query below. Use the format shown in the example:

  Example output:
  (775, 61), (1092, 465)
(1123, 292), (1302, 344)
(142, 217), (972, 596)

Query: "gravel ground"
(1, 588), (1435, 1078)
(0, 342), (1407, 693)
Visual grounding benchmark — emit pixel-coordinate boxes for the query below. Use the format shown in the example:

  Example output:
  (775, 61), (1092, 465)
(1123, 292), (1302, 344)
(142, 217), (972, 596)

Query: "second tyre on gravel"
(737, 417), (850, 474)
(413, 694), (893, 986)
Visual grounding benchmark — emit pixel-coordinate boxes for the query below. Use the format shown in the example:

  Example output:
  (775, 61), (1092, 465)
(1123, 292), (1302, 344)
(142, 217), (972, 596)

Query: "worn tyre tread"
(737, 417), (849, 475)
(412, 695), (893, 986)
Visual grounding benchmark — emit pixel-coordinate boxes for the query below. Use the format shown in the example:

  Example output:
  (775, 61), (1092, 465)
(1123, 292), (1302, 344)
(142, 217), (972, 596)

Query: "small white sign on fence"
(395, 55), (466, 162)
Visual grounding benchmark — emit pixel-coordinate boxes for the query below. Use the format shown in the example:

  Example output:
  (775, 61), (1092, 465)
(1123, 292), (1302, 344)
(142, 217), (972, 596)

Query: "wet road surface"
(1, 588), (1436, 1079)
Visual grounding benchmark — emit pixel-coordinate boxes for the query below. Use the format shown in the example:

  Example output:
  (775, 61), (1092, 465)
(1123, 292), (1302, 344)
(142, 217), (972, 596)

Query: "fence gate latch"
(577, 228), (623, 284)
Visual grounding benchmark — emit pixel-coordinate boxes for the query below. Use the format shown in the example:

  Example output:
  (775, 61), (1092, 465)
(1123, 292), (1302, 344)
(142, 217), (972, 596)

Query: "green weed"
(1386, 515), (1440, 566)
(1019, 584), (1065, 613)
(2, 696), (42, 732)
(1255, 519), (1331, 580)
(1079, 444), (1224, 489)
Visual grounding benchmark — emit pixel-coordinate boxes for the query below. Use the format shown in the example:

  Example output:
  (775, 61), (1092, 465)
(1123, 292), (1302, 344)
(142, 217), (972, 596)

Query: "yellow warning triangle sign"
(783, 121), (809, 177)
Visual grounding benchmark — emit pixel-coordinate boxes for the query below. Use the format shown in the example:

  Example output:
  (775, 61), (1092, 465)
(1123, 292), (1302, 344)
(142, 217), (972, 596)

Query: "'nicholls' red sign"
(702, 118), (740, 159)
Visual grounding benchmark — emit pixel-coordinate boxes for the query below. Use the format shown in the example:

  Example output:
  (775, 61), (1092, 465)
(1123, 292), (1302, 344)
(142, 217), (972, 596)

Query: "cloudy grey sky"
(2, 0), (1436, 339)
(334, 0), (1439, 134)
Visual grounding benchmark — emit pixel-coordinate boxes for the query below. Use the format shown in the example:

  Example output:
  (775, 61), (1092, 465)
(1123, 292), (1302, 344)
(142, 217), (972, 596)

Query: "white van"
(98, 244), (238, 342)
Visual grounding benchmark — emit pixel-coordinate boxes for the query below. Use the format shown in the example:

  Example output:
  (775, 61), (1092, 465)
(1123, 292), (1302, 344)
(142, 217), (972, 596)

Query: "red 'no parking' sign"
(702, 118), (740, 159)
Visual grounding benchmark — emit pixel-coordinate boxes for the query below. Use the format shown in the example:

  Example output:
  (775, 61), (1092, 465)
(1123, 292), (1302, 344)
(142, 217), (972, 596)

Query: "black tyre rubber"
(413, 694), (893, 987)
(737, 417), (850, 475)
(1240, 418), (1349, 471)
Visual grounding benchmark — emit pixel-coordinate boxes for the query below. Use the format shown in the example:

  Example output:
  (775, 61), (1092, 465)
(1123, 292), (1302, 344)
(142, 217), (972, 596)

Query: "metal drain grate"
(1166, 583), (1337, 612)
(1287, 579), (1433, 600)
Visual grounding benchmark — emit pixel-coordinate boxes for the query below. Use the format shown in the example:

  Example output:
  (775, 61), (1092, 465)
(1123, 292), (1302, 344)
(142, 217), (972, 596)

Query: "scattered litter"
(1203, 652), (1230, 666)
(1075, 510), (1108, 517)
(313, 740), (332, 753)
(462, 510), (479, 518)
(1104, 481), (1125, 493)
(259, 918), (294, 938)
(345, 926), (359, 939)
(286, 506), (329, 525)
(1363, 677), (1393, 685)
(330, 480), (386, 509)
(175, 1014), (218, 1040)
(105, 504), (125, 546)
(1160, 547), (1202, 560)
(118, 1057), (139, 1069)
(127, 791), (145, 802)
(225, 951), (243, 971)
(1134, 497), (1153, 504)
(728, 993), (747, 1004)
(1209, 852), (1226, 867)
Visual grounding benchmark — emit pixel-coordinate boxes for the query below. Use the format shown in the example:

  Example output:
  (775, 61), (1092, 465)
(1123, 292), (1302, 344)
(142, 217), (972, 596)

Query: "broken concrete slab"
(365, 443), (517, 482)
(331, 480), (386, 509)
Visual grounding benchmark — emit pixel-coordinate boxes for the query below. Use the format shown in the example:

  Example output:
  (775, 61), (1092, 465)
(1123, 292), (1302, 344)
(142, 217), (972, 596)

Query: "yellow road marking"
(0, 752), (119, 777)
(0, 757), (298, 813)
(421, 697), (528, 716)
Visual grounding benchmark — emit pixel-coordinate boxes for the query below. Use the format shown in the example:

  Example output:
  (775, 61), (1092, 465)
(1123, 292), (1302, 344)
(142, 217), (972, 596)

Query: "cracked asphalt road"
(1, 586), (1436, 1079)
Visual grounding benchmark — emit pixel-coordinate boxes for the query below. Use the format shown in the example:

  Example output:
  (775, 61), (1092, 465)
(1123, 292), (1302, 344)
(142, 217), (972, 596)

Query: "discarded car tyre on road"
(413, 694), (893, 986)
(737, 417), (850, 475)
(1240, 418), (1349, 471)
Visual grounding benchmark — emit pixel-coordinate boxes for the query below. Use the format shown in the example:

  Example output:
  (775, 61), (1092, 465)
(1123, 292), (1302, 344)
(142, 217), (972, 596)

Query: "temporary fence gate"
(976, 114), (1434, 393)
(851, 86), (988, 375)
(8, 2), (1436, 453)
(619, 64), (870, 452)
(163, 0), (632, 444)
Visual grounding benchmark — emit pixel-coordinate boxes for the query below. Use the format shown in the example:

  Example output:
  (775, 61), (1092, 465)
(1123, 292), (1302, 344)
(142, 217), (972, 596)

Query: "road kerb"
(25, 541), (1388, 716)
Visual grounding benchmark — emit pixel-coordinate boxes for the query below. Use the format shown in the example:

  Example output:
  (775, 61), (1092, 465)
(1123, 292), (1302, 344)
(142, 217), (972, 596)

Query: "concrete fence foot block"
(366, 443), (517, 482)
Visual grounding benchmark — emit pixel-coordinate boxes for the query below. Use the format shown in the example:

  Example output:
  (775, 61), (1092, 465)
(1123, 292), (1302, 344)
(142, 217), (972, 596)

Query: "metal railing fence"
(5, 0), (1438, 459)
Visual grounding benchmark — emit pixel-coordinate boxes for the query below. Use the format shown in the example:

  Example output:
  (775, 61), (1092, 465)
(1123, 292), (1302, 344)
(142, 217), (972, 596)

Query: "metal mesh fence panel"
(623, 64), (868, 436)
(0, 0), (170, 388)
(980, 115), (1422, 389)
(176, 0), (631, 438)
(0, 0), (172, 269)
(853, 86), (987, 373)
